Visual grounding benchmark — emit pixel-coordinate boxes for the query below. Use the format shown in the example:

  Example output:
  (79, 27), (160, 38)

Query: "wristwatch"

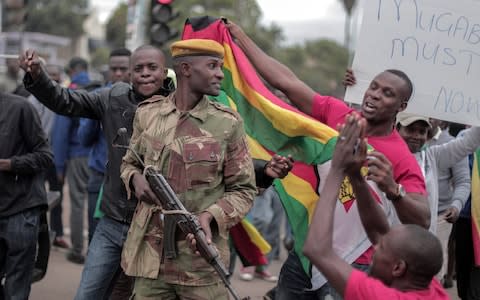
(388, 183), (406, 202)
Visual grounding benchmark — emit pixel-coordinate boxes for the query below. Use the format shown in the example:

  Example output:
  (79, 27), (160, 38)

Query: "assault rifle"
(113, 128), (249, 300)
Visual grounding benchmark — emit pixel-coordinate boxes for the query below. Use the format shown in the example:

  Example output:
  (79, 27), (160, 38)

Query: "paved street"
(30, 241), (281, 300)
(30, 182), (281, 299)
(29, 240), (461, 300)
(29, 185), (460, 299)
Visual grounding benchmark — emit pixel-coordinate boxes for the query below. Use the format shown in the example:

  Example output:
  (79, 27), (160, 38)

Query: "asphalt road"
(29, 184), (460, 300)
(30, 241), (281, 300)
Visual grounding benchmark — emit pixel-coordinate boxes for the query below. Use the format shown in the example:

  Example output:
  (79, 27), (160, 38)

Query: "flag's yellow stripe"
(241, 219), (271, 255)
(281, 175), (318, 223)
(472, 154), (480, 239)
(246, 134), (318, 221)
(223, 43), (337, 144)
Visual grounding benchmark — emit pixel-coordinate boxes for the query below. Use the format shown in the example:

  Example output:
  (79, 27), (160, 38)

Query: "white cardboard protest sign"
(345, 0), (480, 126)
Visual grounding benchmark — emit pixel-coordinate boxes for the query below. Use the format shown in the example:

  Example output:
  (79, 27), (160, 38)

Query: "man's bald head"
(389, 224), (443, 280)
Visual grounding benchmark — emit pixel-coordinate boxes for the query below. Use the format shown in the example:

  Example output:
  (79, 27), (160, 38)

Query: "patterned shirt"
(120, 92), (256, 285)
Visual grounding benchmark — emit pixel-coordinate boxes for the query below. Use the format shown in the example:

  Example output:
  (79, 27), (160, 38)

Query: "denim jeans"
(0, 208), (41, 300)
(275, 251), (369, 300)
(87, 169), (104, 244)
(46, 164), (65, 237)
(249, 186), (284, 262)
(74, 216), (130, 300)
(66, 157), (90, 256)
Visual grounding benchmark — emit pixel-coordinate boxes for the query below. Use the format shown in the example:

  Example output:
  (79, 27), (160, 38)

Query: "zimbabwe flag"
(181, 16), (340, 275)
(471, 150), (480, 266)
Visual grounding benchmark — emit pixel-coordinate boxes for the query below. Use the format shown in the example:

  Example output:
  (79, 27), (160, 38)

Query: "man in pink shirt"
(304, 114), (448, 300)
(227, 21), (429, 299)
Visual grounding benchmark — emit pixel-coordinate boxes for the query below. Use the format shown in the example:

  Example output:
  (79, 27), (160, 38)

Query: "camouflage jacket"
(120, 92), (256, 285)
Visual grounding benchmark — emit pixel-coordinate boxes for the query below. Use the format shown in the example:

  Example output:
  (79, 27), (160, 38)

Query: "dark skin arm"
(303, 113), (366, 297)
(342, 68), (356, 88)
(0, 159), (12, 171)
(347, 157), (390, 245)
(131, 173), (161, 206)
(265, 154), (294, 179)
(366, 151), (430, 229)
(226, 21), (316, 115)
(19, 49), (44, 80)
(343, 70), (430, 229)
(442, 206), (459, 223)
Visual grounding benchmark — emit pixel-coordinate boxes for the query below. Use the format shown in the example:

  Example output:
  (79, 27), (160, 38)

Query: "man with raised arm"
(304, 113), (448, 299)
(19, 45), (174, 300)
(120, 39), (256, 299)
(227, 22), (428, 299)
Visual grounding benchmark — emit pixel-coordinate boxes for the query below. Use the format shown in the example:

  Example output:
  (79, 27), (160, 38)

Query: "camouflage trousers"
(132, 278), (228, 300)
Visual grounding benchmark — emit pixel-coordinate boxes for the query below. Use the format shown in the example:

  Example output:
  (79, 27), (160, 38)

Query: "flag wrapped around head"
(180, 16), (340, 275)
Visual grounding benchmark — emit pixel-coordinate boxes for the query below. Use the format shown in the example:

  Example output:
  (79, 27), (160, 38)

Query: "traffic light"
(150, 0), (179, 46)
(2, 0), (28, 32)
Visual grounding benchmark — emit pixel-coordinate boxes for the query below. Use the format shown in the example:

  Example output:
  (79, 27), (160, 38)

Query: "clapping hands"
(332, 113), (367, 177)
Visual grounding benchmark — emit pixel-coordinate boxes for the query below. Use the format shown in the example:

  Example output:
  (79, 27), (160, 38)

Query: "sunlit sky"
(92, 0), (341, 23)
(91, 0), (355, 44)
(257, 0), (341, 22)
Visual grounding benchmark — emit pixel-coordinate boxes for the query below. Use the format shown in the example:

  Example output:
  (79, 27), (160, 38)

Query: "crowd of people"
(1, 17), (479, 300)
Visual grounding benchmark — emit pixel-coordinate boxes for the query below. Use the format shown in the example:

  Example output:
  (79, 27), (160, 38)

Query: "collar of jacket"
(149, 92), (210, 123)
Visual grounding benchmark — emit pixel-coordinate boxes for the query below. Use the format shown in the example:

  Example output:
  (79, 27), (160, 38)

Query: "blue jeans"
(87, 169), (104, 244)
(74, 216), (130, 300)
(275, 251), (369, 300)
(66, 157), (90, 256)
(0, 208), (41, 300)
(250, 186), (284, 262)
(46, 165), (65, 237)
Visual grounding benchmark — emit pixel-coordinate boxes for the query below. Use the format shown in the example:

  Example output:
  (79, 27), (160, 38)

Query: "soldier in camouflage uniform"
(120, 39), (256, 299)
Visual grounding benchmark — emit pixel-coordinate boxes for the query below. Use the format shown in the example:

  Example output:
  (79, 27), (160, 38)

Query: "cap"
(396, 112), (432, 128)
(170, 39), (224, 58)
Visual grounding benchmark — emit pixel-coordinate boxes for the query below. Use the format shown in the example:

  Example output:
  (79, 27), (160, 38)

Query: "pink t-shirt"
(312, 94), (427, 264)
(345, 270), (449, 300)
(311, 94), (426, 195)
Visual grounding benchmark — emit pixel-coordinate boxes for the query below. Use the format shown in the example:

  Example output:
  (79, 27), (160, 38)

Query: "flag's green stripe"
(211, 69), (336, 165)
(476, 149), (480, 174)
(274, 181), (312, 275)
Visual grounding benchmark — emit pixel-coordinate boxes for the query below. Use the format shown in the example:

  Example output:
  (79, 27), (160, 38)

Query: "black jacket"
(253, 159), (274, 189)
(24, 70), (173, 223)
(0, 92), (53, 217)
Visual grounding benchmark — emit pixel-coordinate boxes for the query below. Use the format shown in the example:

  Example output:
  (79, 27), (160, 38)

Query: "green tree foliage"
(339, 0), (356, 51)
(168, 0), (283, 55)
(167, 1), (347, 96)
(278, 39), (349, 97)
(25, 0), (89, 38)
(90, 47), (110, 69)
(106, 3), (128, 49)
(105, 0), (349, 98)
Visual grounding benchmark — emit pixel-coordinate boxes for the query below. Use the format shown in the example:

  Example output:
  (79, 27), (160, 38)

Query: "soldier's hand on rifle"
(132, 173), (161, 206)
(19, 49), (42, 80)
(186, 211), (214, 255)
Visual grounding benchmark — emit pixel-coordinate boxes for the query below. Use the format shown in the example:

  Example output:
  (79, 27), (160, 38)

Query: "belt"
(142, 226), (187, 242)
(143, 234), (162, 244)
